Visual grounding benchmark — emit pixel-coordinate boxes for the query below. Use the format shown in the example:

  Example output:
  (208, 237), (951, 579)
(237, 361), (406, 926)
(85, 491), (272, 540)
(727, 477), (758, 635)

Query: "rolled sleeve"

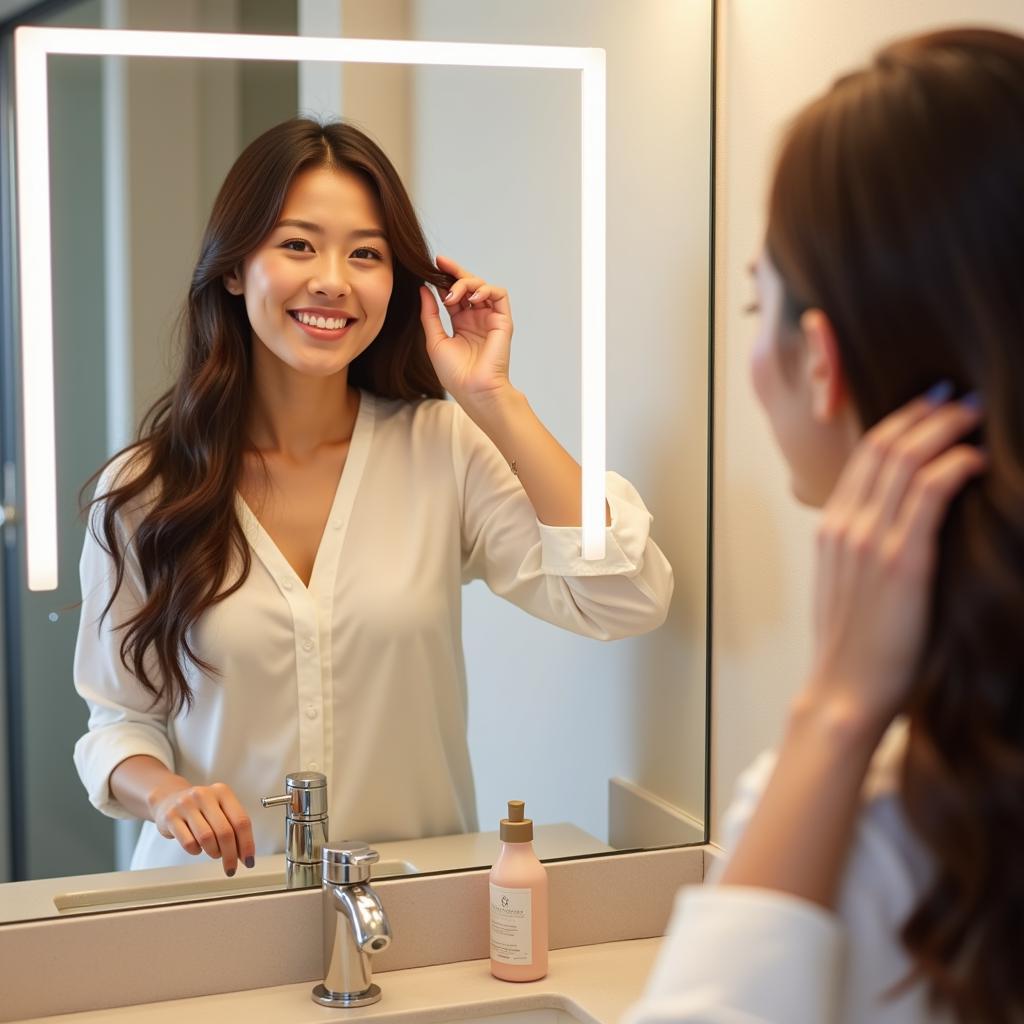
(73, 475), (175, 819)
(452, 404), (673, 639)
(73, 721), (174, 819)
(539, 472), (656, 576)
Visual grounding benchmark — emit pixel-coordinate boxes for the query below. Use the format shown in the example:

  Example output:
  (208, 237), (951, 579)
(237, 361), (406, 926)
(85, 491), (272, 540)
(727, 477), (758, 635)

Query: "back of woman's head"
(88, 119), (451, 718)
(767, 29), (1024, 1022)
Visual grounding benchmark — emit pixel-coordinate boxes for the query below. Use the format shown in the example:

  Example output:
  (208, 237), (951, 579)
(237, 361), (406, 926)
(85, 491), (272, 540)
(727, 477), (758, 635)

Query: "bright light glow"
(13, 27), (607, 590)
(13, 29), (57, 591)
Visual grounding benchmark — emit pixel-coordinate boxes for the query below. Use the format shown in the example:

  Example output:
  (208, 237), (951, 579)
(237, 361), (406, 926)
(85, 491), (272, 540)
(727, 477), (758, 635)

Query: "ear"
(799, 308), (847, 423)
(223, 266), (244, 296)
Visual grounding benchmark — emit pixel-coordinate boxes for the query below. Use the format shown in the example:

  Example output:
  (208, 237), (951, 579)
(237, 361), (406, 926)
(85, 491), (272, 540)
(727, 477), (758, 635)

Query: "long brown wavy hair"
(86, 119), (452, 714)
(766, 28), (1024, 1022)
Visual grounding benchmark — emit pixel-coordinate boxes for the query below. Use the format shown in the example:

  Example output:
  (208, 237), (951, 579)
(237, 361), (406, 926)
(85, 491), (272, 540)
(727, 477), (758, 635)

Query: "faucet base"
(312, 982), (382, 1008)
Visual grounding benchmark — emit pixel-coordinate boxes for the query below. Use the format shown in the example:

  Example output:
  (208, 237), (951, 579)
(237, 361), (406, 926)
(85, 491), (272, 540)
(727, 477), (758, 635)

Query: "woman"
(629, 27), (1023, 1024)
(73, 119), (673, 874)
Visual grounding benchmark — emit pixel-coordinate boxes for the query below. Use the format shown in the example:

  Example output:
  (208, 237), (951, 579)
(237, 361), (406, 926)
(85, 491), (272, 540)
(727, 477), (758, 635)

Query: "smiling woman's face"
(225, 165), (395, 379)
(748, 251), (856, 508)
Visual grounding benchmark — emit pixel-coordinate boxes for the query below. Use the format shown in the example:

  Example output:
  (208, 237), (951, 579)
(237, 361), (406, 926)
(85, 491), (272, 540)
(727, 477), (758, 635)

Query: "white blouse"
(626, 722), (952, 1024)
(73, 392), (674, 869)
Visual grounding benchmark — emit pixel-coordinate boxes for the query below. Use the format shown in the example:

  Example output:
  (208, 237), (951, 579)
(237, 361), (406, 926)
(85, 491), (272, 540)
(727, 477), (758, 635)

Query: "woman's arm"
(720, 390), (985, 906)
(455, 386), (608, 528)
(74, 481), (255, 876)
(419, 255), (608, 528)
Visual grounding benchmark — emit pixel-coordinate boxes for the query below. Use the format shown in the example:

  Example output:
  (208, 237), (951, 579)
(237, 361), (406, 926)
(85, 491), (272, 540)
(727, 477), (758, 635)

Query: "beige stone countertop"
(17, 937), (661, 1024)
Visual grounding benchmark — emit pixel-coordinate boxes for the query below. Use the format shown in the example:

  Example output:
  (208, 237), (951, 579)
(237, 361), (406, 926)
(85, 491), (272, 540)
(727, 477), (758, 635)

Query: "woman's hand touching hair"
(720, 385), (986, 908)
(418, 253), (514, 410)
(803, 385), (986, 735)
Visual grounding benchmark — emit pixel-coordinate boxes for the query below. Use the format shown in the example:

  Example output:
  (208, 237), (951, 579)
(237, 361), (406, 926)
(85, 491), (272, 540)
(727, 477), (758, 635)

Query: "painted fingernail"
(468, 289), (482, 302)
(960, 390), (983, 410)
(443, 290), (455, 303)
(226, 867), (236, 877)
(924, 380), (954, 404)
(245, 856), (255, 869)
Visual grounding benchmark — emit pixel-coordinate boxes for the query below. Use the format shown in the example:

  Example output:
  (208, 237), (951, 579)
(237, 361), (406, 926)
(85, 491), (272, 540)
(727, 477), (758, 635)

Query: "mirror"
(0, 0), (712, 923)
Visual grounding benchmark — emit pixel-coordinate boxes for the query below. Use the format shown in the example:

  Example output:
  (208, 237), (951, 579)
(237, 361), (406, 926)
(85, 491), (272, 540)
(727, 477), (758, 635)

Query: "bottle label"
(489, 883), (533, 964)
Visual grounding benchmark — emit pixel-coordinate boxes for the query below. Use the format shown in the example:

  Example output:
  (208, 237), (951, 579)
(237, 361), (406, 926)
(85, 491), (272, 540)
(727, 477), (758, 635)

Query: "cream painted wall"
(405, 1), (712, 841)
(711, 0), (1024, 844)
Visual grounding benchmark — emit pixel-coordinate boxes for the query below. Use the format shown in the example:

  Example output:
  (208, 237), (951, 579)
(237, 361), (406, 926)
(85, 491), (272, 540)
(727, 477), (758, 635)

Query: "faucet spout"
(337, 884), (392, 954)
(313, 843), (392, 1008)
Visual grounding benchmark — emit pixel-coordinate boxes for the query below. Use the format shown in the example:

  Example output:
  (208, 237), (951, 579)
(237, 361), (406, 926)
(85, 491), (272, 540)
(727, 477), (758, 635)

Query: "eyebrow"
(275, 219), (388, 242)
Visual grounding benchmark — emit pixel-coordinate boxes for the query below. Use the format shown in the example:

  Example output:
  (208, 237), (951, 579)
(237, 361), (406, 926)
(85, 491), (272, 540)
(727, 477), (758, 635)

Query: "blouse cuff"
(632, 885), (843, 1024)
(538, 472), (653, 576)
(73, 725), (175, 820)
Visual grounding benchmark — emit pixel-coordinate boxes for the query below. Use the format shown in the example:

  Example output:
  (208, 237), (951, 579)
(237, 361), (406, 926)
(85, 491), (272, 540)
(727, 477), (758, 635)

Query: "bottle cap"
(500, 799), (534, 843)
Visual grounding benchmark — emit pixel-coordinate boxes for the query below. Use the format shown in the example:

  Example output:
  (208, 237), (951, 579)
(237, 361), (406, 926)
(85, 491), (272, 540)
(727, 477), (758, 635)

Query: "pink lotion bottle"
(489, 800), (548, 981)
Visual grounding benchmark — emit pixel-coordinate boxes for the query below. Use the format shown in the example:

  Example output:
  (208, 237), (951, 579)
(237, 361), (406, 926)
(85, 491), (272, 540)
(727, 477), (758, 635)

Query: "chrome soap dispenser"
(260, 770), (328, 888)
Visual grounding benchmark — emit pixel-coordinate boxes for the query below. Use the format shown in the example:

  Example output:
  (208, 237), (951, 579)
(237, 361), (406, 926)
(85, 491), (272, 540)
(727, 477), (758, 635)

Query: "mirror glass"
(0, 0), (712, 923)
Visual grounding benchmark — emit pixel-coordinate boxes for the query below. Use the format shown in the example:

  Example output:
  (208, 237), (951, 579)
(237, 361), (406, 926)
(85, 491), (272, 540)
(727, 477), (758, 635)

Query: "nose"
(309, 253), (351, 299)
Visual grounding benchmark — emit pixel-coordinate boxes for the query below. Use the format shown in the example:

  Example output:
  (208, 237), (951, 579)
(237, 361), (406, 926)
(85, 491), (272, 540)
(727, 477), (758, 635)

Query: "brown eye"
(282, 239), (313, 253)
(351, 247), (384, 261)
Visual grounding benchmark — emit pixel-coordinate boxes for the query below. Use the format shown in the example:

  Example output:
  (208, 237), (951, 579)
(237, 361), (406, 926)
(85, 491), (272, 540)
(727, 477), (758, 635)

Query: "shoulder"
(94, 445), (150, 495)
(366, 392), (461, 439)
(718, 721), (928, 923)
(87, 445), (161, 536)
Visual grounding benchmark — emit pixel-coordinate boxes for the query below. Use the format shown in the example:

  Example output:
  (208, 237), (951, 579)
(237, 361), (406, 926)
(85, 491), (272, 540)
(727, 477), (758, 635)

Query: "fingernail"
(468, 289), (482, 302)
(443, 290), (455, 303)
(924, 380), (954, 404)
(245, 856), (255, 869)
(960, 390), (983, 411)
(226, 867), (236, 877)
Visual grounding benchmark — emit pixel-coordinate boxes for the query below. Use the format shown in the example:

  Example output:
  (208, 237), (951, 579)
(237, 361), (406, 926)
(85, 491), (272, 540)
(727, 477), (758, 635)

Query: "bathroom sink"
(344, 1004), (592, 1024)
(53, 857), (417, 913)
(432, 1010), (589, 1024)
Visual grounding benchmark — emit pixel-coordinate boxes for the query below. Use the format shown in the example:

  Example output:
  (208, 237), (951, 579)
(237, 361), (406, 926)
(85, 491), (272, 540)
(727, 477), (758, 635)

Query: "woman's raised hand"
(419, 254), (514, 408)
(149, 779), (255, 876)
(804, 385), (986, 734)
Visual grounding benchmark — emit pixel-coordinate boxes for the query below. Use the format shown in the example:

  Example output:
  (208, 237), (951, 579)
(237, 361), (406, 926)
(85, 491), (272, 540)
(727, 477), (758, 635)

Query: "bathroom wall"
(405, 0), (711, 839)
(711, 0), (1024, 843)
(303, 0), (712, 840)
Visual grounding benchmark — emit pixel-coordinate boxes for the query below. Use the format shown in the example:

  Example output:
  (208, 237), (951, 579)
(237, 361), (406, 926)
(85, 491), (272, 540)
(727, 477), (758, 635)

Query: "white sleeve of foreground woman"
(623, 735), (948, 1024)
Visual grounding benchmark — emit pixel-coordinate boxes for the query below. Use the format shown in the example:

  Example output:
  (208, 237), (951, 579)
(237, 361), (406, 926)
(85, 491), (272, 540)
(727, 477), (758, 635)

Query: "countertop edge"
(15, 937), (666, 1024)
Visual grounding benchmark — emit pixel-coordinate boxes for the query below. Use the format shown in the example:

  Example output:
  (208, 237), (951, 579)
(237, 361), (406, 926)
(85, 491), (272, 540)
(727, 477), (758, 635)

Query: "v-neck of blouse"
(234, 390), (376, 594)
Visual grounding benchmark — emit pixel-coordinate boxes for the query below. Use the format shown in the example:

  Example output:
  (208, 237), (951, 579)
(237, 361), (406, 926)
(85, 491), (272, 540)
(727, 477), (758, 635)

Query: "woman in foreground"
(630, 27), (1024, 1024)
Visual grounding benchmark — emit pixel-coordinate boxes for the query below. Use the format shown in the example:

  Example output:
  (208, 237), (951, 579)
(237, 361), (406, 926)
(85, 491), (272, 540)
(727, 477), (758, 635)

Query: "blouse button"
(303, 638), (315, 652)
(332, 519), (343, 530)
(307, 761), (319, 771)
(306, 705), (318, 720)
(282, 579), (293, 591)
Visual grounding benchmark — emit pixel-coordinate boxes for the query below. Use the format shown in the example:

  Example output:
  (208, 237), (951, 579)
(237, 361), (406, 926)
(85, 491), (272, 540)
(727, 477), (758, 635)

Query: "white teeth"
(294, 312), (349, 329)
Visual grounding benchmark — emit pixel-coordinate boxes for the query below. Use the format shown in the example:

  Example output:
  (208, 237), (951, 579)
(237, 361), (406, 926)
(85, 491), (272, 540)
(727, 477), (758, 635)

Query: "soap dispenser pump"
(489, 800), (548, 981)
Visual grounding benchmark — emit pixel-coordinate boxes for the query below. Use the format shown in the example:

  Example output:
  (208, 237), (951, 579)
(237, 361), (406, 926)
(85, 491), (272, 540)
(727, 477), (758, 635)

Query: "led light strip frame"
(12, 27), (606, 590)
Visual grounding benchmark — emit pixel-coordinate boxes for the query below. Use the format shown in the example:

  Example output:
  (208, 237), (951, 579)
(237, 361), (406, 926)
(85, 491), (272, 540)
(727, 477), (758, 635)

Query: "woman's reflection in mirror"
(72, 119), (674, 876)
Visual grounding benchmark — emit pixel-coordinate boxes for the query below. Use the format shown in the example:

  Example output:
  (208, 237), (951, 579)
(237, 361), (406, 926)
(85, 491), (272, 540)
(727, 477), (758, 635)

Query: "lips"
(288, 310), (356, 338)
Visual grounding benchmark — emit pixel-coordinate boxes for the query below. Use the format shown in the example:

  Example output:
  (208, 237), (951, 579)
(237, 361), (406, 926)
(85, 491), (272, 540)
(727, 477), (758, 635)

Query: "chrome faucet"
(260, 771), (328, 888)
(312, 843), (392, 1008)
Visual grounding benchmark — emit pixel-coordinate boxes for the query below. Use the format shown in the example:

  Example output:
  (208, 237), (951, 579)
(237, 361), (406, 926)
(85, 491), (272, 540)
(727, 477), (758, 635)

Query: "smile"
(289, 310), (350, 330)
